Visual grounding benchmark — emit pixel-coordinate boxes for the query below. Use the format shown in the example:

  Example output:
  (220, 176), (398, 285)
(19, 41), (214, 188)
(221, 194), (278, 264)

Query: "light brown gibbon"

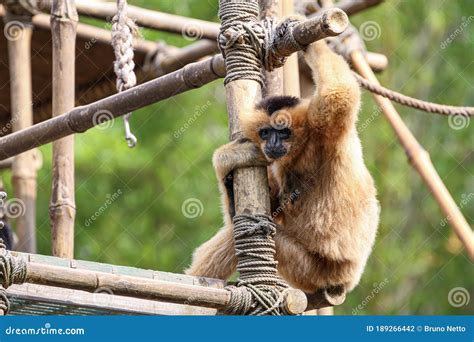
(186, 40), (380, 294)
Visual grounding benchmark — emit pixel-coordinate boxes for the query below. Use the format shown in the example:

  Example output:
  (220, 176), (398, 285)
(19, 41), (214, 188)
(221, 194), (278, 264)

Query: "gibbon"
(186, 40), (380, 293)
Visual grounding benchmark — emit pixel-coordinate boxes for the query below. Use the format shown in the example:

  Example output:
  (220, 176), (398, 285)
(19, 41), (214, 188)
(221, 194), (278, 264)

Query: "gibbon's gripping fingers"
(212, 140), (269, 180)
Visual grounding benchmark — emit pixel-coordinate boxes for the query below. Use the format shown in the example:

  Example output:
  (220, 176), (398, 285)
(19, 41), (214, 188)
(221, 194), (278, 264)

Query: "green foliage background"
(3, 0), (473, 314)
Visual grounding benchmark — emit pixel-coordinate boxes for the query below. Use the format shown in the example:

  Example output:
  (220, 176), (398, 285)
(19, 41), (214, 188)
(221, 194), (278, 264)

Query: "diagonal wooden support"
(351, 50), (474, 261)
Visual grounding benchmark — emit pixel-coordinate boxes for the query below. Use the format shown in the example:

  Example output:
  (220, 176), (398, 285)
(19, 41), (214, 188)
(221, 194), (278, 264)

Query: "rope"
(326, 23), (474, 117)
(112, 0), (138, 148)
(218, 2), (304, 85)
(353, 72), (474, 117)
(224, 214), (291, 315)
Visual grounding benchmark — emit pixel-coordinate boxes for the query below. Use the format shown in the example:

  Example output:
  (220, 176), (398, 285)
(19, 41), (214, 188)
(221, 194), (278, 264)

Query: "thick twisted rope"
(224, 214), (290, 315)
(218, 2), (303, 85)
(353, 72), (474, 117)
(327, 24), (474, 116)
(112, 0), (138, 147)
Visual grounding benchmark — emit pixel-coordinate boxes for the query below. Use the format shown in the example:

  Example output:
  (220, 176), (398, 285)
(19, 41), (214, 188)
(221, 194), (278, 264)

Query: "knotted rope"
(224, 214), (291, 315)
(353, 72), (474, 117)
(327, 24), (474, 117)
(112, 0), (138, 148)
(218, 2), (304, 85)
(0, 192), (27, 315)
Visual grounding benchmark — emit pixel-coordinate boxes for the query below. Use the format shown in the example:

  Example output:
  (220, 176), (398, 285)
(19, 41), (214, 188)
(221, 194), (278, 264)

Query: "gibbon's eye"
(279, 128), (291, 139)
(259, 128), (270, 140)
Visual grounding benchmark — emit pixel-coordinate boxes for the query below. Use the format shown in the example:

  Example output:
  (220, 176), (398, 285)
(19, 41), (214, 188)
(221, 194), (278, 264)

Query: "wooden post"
(49, 0), (78, 258)
(3, 3), (37, 253)
(282, 0), (301, 97)
(351, 50), (474, 261)
(260, 0), (283, 97)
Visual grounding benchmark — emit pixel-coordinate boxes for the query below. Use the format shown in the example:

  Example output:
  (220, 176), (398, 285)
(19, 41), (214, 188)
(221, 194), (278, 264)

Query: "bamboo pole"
(351, 50), (474, 261)
(16, 261), (306, 314)
(0, 55), (226, 160)
(3, 6), (37, 253)
(282, 0), (301, 97)
(0, 158), (13, 170)
(261, 0), (283, 97)
(49, 0), (77, 259)
(40, 0), (220, 39)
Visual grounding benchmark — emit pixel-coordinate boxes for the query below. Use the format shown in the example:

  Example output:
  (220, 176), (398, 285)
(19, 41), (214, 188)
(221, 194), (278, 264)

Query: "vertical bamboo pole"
(49, 0), (78, 258)
(281, 0), (325, 315)
(4, 6), (37, 253)
(220, 0), (270, 222)
(260, 0), (283, 97)
(351, 50), (474, 261)
(282, 0), (300, 98)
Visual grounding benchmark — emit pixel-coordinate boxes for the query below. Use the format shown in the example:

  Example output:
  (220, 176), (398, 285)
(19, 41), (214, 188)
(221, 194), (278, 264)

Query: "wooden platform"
(7, 252), (226, 315)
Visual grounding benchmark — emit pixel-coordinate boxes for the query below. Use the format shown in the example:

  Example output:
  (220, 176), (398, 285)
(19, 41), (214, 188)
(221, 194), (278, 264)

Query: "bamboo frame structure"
(351, 51), (474, 261)
(0, 55), (225, 160)
(49, 0), (78, 259)
(40, 0), (220, 39)
(3, 5), (37, 253)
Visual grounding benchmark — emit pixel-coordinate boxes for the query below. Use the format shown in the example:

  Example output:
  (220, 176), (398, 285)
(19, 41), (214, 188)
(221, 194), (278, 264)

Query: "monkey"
(186, 40), (380, 294)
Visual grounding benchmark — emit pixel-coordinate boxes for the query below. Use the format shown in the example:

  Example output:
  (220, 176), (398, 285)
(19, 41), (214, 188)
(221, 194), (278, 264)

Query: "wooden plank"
(7, 284), (217, 315)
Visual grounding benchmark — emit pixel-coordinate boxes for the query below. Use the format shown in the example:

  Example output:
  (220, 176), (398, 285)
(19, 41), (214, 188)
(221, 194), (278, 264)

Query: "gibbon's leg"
(185, 225), (237, 279)
(304, 40), (360, 139)
(186, 140), (268, 279)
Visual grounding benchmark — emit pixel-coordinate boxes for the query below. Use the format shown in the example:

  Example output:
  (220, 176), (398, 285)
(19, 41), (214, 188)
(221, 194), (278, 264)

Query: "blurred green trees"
(2, 0), (472, 314)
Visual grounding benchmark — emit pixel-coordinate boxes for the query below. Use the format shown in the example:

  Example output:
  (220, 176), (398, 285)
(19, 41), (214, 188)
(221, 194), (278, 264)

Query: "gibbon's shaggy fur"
(186, 41), (380, 293)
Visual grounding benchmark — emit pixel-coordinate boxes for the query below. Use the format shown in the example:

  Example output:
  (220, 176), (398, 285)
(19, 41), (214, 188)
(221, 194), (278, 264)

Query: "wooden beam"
(351, 50), (474, 261)
(49, 0), (77, 259)
(40, 0), (220, 39)
(0, 55), (226, 161)
(3, 5), (37, 253)
(282, 0), (301, 97)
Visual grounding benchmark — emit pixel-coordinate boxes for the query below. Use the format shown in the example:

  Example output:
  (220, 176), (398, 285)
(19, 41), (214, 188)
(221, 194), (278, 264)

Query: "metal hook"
(123, 113), (137, 148)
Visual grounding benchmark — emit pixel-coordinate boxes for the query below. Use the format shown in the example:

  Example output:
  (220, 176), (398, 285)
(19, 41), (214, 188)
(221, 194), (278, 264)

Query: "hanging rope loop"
(112, 0), (138, 148)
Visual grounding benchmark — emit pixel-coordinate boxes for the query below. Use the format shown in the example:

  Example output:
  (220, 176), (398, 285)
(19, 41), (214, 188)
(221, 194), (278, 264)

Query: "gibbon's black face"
(255, 95), (300, 160)
(259, 127), (291, 159)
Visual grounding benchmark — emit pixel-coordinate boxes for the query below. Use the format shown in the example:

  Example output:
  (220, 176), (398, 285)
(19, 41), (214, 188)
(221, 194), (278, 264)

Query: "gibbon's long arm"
(305, 41), (360, 141)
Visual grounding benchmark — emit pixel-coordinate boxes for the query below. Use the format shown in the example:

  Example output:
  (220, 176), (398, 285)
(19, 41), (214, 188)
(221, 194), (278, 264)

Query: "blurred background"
(0, 0), (472, 314)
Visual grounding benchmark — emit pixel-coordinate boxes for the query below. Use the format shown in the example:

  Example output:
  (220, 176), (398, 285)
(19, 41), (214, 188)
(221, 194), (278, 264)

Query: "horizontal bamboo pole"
(351, 50), (474, 261)
(0, 55), (226, 161)
(24, 262), (307, 314)
(40, 0), (220, 39)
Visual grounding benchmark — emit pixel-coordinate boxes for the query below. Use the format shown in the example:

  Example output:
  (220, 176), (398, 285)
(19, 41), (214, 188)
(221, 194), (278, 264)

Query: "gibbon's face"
(241, 95), (308, 162)
(258, 124), (291, 160)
